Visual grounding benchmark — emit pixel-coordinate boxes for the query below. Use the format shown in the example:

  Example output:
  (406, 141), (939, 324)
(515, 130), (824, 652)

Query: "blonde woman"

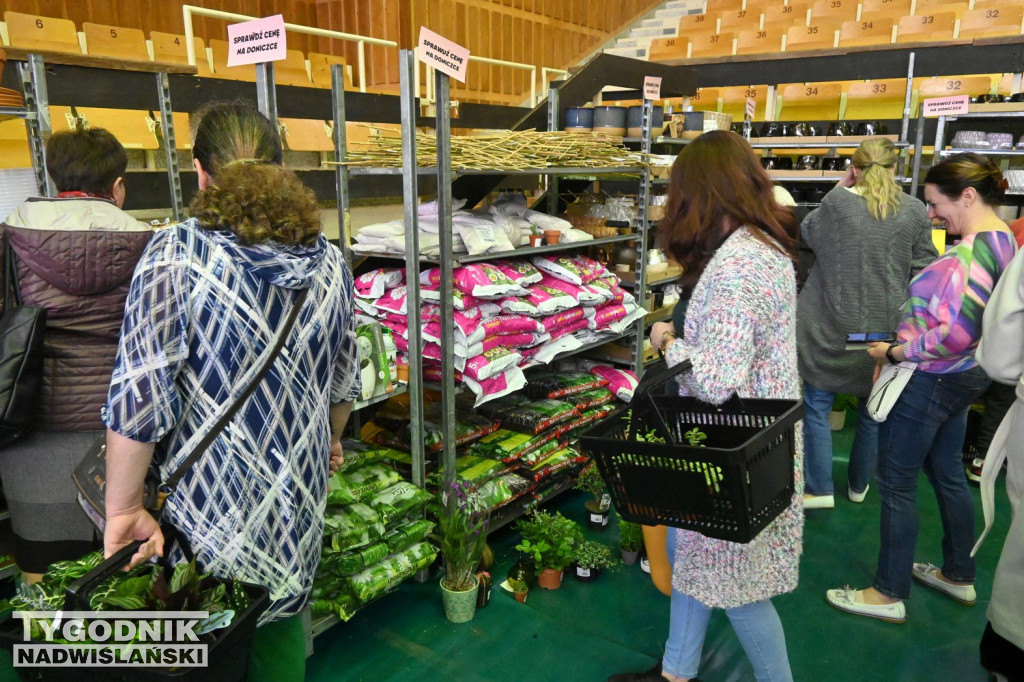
(797, 138), (937, 509)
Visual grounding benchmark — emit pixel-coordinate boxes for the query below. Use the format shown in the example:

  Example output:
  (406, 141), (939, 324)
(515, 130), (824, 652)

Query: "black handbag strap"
(3, 236), (23, 309)
(157, 287), (309, 502)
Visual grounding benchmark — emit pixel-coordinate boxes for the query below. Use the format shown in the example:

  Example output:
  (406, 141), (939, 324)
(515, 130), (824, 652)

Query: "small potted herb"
(573, 462), (612, 532)
(618, 518), (643, 565)
(514, 510), (585, 590)
(573, 540), (616, 582)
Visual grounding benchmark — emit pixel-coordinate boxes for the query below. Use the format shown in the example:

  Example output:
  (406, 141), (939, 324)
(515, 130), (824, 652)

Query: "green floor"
(307, 418), (1012, 682)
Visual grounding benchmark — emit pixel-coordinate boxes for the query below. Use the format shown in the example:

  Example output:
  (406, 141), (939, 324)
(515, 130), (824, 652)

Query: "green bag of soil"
(366, 481), (433, 528)
(325, 503), (386, 552)
(345, 541), (438, 604)
(327, 462), (404, 507)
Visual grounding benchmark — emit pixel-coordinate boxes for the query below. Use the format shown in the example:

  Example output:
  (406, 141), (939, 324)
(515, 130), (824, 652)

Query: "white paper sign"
(418, 27), (470, 82)
(745, 97), (756, 119)
(226, 14), (287, 66)
(922, 95), (970, 118)
(643, 76), (662, 101)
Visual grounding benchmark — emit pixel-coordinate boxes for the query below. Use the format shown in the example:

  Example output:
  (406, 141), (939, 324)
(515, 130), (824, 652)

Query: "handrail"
(181, 4), (397, 93)
(420, 52), (540, 108)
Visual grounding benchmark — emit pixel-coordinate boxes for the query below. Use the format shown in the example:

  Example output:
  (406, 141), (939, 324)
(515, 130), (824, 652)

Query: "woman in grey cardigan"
(798, 138), (936, 509)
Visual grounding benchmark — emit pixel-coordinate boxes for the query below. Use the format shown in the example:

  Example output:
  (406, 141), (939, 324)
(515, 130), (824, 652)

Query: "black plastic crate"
(579, 361), (803, 543)
(0, 540), (269, 681)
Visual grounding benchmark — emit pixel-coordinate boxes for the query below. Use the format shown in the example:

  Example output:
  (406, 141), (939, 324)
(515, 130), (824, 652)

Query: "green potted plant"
(618, 518), (643, 565)
(572, 540), (616, 582)
(431, 479), (489, 623)
(831, 394), (858, 431)
(514, 510), (584, 590)
(573, 462), (611, 532)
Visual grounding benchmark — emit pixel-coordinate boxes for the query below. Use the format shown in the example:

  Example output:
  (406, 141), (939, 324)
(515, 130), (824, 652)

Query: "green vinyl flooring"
(307, 416), (1013, 682)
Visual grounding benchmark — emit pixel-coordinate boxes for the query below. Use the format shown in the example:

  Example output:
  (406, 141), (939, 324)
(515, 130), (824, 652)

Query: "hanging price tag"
(745, 97), (756, 119)
(226, 14), (287, 66)
(921, 95), (969, 118)
(418, 27), (471, 82)
(644, 76), (662, 101)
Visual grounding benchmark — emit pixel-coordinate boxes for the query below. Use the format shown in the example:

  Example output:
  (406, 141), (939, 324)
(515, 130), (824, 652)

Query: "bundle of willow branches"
(332, 126), (645, 170)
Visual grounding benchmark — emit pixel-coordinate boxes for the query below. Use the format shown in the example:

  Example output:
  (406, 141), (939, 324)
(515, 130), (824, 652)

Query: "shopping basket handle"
(64, 541), (144, 611)
(630, 358), (693, 407)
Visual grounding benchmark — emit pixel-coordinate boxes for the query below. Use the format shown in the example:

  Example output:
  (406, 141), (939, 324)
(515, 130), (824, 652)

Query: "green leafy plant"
(574, 540), (616, 571)
(573, 462), (608, 508)
(833, 394), (858, 412)
(684, 428), (707, 447)
(514, 510), (585, 571)
(618, 519), (644, 553)
(431, 479), (490, 592)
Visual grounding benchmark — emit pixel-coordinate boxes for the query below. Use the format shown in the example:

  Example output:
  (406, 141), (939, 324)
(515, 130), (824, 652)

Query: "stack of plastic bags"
(310, 440), (437, 622)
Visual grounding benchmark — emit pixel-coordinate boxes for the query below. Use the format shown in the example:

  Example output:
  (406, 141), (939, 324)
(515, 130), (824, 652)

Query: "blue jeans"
(662, 529), (793, 681)
(874, 366), (989, 600)
(802, 381), (878, 495)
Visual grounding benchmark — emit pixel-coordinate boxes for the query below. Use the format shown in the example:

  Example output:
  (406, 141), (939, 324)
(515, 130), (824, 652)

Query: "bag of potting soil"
(366, 481), (433, 528)
(466, 428), (562, 463)
(561, 404), (619, 441)
(346, 541), (439, 604)
(427, 455), (508, 491)
(562, 387), (616, 411)
(310, 592), (360, 622)
(476, 393), (531, 421)
(337, 439), (401, 473)
(524, 447), (587, 482)
(501, 399), (581, 435)
(384, 519), (435, 554)
(526, 371), (609, 399)
(517, 438), (569, 467)
(328, 463), (404, 506)
(332, 541), (392, 577)
(325, 503), (386, 552)
(469, 474), (535, 510)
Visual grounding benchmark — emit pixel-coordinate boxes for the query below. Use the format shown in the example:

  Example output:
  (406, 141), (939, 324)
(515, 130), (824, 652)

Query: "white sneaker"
(803, 494), (835, 510)
(848, 484), (869, 503)
(825, 587), (906, 623)
(912, 563), (976, 605)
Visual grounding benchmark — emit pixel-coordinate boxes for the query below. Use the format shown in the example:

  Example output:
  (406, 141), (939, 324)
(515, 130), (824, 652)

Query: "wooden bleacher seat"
(688, 29), (736, 58)
(150, 31), (213, 76)
(82, 22), (148, 61)
(786, 19), (843, 50)
(845, 78), (908, 119)
(779, 81), (843, 120)
(764, 2), (810, 27)
(73, 107), (158, 150)
(719, 8), (762, 31)
(722, 85), (770, 121)
(309, 52), (352, 89)
(276, 49), (312, 88)
(957, 7), (1024, 40)
(895, 12), (958, 42)
(997, 73), (1020, 96)
(810, 0), (860, 23)
(280, 117), (332, 152)
(918, 75), (996, 103)
(839, 17), (896, 46)
(913, 0), (969, 16)
(679, 12), (719, 33)
(48, 106), (77, 133)
(0, 119), (31, 169)
(648, 36), (691, 62)
(736, 26), (786, 55)
(687, 87), (723, 112)
(705, 0), (745, 13)
(151, 111), (192, 149)
(4, 11), (80, 54)
(861, 0), (912, 17)
(971, 0), (1020, 10)
(210, 38), (256, 82)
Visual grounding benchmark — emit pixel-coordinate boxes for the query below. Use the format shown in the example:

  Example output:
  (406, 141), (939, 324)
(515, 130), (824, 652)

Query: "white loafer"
(912, 563), (976, 605)
(803, 494), (835, 510)
(826, 587), (906, 623)
(848, 484), (869, 503)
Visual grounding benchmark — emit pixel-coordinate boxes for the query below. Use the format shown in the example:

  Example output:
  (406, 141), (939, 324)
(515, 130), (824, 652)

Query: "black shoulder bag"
(73, 287), (309, 532)
(0, 235), (47, 449)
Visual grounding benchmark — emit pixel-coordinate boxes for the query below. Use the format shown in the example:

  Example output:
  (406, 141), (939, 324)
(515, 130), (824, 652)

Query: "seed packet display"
(501, 398), (581, 434)
(355, 268), (405, 299)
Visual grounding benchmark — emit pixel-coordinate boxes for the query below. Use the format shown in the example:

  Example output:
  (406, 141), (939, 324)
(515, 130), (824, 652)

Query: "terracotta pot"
(537, 567), (563, 590)
(528, 234), (543, 247)
(396, 363), (409, 383)
(513, 590), (528, 603)
(543, 230), (561, 245)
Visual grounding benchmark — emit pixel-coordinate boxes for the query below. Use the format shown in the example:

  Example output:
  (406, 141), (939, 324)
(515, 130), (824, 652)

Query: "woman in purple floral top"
(611, 131), (802, 682)
(827, 153), (1015, 624)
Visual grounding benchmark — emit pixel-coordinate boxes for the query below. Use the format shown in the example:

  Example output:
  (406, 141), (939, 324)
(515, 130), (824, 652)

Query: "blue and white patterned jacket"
(104, 218), (359, 624)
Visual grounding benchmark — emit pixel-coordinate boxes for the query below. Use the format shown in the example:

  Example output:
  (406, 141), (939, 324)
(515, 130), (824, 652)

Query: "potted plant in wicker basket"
(432, 479), (489, 623)
(573, 540), (615, 582)
(514, 510), (584, 590)
(619, 519), (643, 565)
(573, 462), (612, 532)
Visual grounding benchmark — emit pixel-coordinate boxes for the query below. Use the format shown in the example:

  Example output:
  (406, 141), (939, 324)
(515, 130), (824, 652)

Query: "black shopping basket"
(0, 539), (269, 681)
(579, 360), (803, 543)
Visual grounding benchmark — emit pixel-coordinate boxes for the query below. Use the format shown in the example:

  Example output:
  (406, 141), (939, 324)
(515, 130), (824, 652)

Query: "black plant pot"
(585, 500), (611, 533)
(573, 563), (602, 582)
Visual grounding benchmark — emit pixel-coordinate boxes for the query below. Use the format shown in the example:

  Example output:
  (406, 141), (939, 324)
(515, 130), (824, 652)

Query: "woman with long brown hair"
(614, 130), (803, 682)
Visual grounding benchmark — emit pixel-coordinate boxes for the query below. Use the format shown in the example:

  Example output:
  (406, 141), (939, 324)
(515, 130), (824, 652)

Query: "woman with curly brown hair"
(101, 101), (360, 681)
(615, 130), (803, 682)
